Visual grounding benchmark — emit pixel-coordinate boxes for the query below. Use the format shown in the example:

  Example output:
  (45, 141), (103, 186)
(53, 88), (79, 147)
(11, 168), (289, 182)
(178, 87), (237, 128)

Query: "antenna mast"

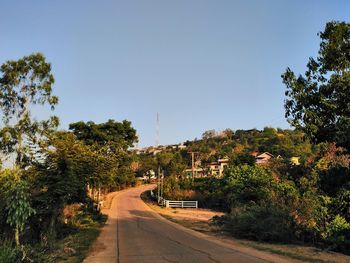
(156, 112), (161, 204)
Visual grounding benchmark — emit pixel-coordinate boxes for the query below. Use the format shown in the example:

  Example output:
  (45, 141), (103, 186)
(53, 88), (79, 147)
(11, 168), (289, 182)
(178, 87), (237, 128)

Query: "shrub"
(0, 243), (20, 263)
(223, 165), (277, 207)
(222, 204), (296, 242)
(325, 215), (350, 254)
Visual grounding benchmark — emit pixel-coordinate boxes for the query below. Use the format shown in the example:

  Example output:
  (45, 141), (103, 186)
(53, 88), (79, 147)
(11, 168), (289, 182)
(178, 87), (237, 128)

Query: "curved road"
(84, 185), (296, 263)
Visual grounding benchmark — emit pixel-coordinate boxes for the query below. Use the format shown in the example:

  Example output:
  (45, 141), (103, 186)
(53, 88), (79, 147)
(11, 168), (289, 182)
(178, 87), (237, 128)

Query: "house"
(250, 151), (259, 157)
(185, 167), (205, 178)
(208, 162), (221, 176)
(138, 169), (156, 182)
(177, 144), (187, 150)
(185, 158), (229, 178)
(290, 157), (300, 165)
(169, 143), (187, 150)
(209, 158), (229, 176)
(255, 152), (274, 164)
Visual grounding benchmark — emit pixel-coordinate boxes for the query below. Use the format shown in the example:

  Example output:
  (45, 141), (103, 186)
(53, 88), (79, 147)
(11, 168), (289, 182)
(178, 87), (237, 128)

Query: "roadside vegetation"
(0, 54), (138, 262)
(1, 19), (349, 262)
(139, 21), (350, 256)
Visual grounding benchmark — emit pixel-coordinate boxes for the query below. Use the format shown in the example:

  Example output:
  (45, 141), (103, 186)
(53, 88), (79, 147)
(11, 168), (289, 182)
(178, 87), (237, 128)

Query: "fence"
(164, 200), (198, 208)
(157, 197), (198, 208)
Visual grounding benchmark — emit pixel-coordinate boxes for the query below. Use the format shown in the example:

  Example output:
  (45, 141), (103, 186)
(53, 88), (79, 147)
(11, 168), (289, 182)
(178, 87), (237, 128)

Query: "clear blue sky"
(1, 0), (349, 147)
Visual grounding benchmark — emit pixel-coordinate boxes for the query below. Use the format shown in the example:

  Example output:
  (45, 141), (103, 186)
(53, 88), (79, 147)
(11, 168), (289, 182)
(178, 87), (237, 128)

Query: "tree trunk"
(47, 209), (59, 243)
(15, 224), (20, 246)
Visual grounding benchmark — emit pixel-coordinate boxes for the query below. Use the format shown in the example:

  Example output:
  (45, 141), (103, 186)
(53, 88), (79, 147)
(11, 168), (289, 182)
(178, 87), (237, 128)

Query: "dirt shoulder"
(141, 192), (350, 263)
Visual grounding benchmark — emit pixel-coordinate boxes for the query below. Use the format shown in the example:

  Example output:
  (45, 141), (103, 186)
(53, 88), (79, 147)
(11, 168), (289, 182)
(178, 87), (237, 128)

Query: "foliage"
(30, 133), (90, 238)
(69, 120), (138, 190)
(69, 119), (137, 152)
(0, 53), (138, 260)
(0, 53), (58, 166)
(163, 176), (181, 200)
(192, 177), (226, 209)
(0, 53), (58, 123)
(0, 243), (20, 263)
(332, 189), (350, 222)
(202, 129), (217, 140)
(325, 215), (350, 252)
(136, 154), (157, 178)
(134, 21), (350, 255)
(222, 165), (293, 208)
(282, 21), (350, 151)
(220, 204), (295, 242)
(4, 178), (36, 246)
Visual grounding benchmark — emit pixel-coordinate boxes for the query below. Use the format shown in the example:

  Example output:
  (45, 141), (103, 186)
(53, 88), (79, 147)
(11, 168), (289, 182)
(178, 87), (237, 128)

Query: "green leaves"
(3, 175), (36, 246)
(0, 53), (57, 123)
(223, 165), (277, 207)
(0, 53), (59, 167)
(282, 21), (350, 150)
(69, 119), (138, 153)
(5, 180), (36, 230)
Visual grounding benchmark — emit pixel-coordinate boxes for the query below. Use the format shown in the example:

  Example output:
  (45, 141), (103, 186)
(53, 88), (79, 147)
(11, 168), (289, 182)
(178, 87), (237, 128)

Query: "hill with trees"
(139, 21), (350, 255)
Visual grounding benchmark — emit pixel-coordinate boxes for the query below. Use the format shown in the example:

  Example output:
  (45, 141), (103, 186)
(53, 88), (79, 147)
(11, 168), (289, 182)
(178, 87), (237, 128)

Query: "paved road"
(85, 185), (296, 263)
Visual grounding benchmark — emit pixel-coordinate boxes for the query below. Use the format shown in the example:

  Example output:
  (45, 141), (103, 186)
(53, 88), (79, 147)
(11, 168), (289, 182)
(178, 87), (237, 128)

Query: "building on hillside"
(209, 158), (229, 176)
(250, 151), (259, 157)
(177, 144), (187, 150)
(169, 143), (187, 150)
(185, 167), (205, 178)
(135, 143), (187, 155)
(186, 158), (229, 178)
(138, 169), (156, 182)
(255, 152), (274, 165)
(290, 156), (300, 165)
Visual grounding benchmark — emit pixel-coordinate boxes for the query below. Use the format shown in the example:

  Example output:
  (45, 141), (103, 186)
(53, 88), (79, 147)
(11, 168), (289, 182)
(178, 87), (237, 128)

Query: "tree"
(282, 21), (350, 151)
(69, 119), (137, 152)
(137, 155), (157, 180)
(223, 128), (234, 140)
(4, 175), (35, 246)
(202, 129), (216, 140)
(0, 53), (58, 167)
(30, 132), (94, 241)
(69, 120), (138, 191)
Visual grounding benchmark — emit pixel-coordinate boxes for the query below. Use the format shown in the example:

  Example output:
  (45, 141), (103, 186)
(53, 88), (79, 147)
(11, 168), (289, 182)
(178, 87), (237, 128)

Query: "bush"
(222, 204), (296, 242)
(194, 177), (226, 210)
(163, 176), (180, 200)
(223, 165), (278, 207)
(0, 243), (20, 263)
(325, 215), (350, 254)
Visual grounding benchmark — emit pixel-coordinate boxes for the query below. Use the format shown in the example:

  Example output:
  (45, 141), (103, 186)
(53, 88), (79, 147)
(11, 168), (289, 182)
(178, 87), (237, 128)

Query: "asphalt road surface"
(84, 185), (296, 263)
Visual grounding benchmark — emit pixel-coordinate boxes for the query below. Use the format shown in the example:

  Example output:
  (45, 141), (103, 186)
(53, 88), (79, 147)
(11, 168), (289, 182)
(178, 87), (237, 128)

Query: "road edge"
(140, 189), (303, 263)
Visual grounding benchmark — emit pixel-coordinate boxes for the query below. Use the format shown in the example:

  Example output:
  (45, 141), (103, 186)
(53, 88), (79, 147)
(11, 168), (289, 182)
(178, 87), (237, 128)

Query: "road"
(84, 184), (296, 263)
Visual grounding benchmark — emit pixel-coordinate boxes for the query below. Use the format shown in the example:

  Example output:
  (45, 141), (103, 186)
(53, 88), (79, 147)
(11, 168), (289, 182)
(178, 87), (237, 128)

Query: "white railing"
(158, 197), (198, 208)
(165, 200), (198, 208)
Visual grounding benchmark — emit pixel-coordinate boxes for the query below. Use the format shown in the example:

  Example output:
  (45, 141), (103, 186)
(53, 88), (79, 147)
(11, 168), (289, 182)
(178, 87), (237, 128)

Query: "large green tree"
(69, 119), (137, 152)
(0, 53), (59, 166)
(69, 120), (138, 192)
(282, 21), (350, 150)
(30, 132), (94, 240)
(0, 53), (58, 246)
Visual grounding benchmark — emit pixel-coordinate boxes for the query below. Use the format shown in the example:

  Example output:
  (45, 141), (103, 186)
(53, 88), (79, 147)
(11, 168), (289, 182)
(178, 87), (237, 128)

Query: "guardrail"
(157, 197), (198, 208)
(165, 200), (198, 208)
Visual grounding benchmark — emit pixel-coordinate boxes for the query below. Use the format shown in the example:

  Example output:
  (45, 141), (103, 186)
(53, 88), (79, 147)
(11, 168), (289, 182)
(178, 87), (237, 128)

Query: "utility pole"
(160, 169), (164, 201)
(156, 112), (161, 204)
(189, 152), (198, 183)
(157, 165), (161, 204)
